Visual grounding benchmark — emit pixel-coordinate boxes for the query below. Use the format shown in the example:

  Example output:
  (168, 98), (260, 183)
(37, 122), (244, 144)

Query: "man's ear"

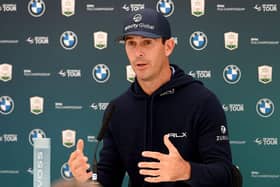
(165, 38), (175, 57)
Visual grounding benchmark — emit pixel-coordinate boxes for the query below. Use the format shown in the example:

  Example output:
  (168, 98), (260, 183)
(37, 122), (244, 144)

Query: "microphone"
(88, 103), (116, 187)
(96, 103), (116, 141)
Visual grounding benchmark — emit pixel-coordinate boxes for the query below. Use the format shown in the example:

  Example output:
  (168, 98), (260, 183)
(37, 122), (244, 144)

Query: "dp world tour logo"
(60, 31), (78, 50)
(156, 0), (174, 17)
(223, 65), (241, 84)
(189, 31), (208, 50)
(61, 162), (73, 180)
(0, 96), (14, 115)
(29, 129), (46, 146)
(28, 0), (46, 17)
(256, 98), (274, 118)
(92, 64), (110, 83)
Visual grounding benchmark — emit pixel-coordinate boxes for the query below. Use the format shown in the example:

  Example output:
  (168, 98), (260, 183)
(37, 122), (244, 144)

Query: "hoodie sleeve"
(186, 92), (233, 187)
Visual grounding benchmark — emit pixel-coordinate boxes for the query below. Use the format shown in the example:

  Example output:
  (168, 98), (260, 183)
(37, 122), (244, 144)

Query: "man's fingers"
(144, 176), (161, 183)
(139, 169), (160, 177)
(74, 163), (91, 175)
(67, 140), (92, 183)
(68, 149), (86, 166)
(76, 139), (84, 152)
(68, 151), (77, 164)
(71, 156), (89, 171)
(142, 151), (164, 160)
(75, 171), (93, 182)
(163, 134), (178, 153)
(68, 152), (89, 174)
(138, 162), (160, 169)
(71, 159), (91, 182)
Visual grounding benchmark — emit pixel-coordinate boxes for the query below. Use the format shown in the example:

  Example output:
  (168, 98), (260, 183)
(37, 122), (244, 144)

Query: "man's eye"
(143, 40), (152, 45)
(126, 41), (135, 47)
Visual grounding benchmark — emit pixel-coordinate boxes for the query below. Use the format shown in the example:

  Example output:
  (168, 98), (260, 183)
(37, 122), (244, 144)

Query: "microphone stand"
(87, 103), (115, 187)
(87, 140), (103, 187)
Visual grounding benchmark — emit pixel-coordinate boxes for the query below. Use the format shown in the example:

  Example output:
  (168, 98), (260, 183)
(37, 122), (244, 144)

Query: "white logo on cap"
(133, 14), (142, 23)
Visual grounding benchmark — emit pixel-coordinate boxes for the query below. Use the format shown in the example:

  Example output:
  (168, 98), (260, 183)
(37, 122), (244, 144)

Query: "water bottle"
(33, 138), (51, 187)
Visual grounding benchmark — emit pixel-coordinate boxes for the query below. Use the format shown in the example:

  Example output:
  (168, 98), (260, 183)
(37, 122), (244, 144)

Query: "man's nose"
(135, 45), (144, 57)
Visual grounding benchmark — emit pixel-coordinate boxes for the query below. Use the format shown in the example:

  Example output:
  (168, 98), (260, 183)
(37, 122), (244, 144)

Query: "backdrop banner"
(0, 1), (279, 187)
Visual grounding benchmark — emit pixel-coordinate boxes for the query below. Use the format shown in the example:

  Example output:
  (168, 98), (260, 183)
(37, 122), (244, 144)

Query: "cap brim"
(117, 31), (161, 42)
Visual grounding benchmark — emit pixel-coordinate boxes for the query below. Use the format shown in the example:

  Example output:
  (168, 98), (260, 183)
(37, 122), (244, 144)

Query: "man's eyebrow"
(125, 36), (153, 40)
(124, 36), (133, 40)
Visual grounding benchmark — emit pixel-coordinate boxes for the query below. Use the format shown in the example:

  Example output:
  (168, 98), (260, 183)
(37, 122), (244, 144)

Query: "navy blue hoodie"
(97, 64), (232, 187)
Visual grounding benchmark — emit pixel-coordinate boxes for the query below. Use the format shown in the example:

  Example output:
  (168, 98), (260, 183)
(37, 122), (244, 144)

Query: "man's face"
(125, 35), (173, 83)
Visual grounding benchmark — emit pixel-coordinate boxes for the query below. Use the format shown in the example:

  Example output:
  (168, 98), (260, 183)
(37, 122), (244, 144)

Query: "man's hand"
(68, 139), (92, 182)
(138, 134), (191, 183)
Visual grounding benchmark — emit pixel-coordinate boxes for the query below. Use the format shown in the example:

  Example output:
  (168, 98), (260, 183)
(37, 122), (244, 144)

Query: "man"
(68, 8), (233, 187)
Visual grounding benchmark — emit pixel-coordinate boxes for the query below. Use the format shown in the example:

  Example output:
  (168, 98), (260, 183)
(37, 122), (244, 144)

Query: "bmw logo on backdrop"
(92, 64), (110, 83)
(156, 0), (175, 17)
(189, 31), (208, 50)
(256, 98), (274, 118)
(223, 65), (241, 84)
(0, 96), (14, 115)
(28, 129), (46, 146)
(28, 0), (46, 17)
(61, 162), (73, 180)
(60, 31), (78, 50)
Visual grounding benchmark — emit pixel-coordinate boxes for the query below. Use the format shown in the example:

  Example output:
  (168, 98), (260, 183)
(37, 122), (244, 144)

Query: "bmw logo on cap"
(60, 31), (78, 50)
(92, 64), (110, 83)
(223, 65), (241, 84)
(156, 0), (175, 17)
(28, 0), (46, 17)
(61, 162), (73, 180)
(0, 96), (14, 115)
(256, 98), (274, 118)
(189, 31), (208, 50)
(29, 129), (46, 146)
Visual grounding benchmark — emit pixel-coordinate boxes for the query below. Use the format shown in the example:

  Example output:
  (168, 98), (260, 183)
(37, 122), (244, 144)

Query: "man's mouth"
(136, 63), (147, 67)
(135, 63), (148, 70)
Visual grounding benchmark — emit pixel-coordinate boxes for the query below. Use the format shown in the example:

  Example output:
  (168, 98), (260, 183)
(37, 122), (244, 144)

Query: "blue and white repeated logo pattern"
(28, 129), (46, 146)
(256, 98), (274, 118)
(0, 96), (14, 115)
(189, 31), (208, 50)
(60, 31), (78, 50)
(92, 64), (110, 83)
(223, 65), (241, 84)
(61, 162), (73, 180)
(156, 0), (174, 17)
(28, 0), (46, 17)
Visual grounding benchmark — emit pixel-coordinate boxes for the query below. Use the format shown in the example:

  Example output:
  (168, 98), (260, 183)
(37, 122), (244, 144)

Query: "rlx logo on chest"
(167, 132), (188, 138)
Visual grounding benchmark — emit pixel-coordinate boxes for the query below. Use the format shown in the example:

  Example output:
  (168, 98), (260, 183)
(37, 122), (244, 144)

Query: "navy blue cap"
(120, 8), (171, 40)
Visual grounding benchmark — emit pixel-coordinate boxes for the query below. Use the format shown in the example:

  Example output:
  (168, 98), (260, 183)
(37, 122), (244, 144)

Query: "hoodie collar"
(130, 64), (201, 98)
